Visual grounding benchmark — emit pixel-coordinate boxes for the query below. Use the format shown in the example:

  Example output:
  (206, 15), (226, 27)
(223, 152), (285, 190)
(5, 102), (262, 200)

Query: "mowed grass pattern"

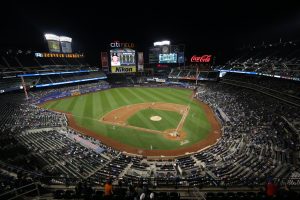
(42, 88), (212, 150)
(127, 109), (182, 131)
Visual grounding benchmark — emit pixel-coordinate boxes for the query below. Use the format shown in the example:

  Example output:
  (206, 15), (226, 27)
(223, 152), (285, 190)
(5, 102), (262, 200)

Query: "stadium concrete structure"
(0, 39), (300, 200)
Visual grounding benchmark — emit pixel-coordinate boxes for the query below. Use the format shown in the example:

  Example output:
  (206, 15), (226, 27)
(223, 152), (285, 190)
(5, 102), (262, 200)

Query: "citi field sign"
(110, 41), (135, 48)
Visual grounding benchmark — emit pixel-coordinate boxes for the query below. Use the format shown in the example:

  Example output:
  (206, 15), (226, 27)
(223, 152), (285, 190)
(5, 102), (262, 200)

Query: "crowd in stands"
(214, 40), (300, 78)
(194, 82), (299, 185)
(222, 72), (300, 98)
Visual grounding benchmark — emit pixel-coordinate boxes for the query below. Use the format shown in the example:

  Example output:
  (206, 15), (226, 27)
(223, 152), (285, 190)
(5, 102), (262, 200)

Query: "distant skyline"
(1, 1), (300, 65)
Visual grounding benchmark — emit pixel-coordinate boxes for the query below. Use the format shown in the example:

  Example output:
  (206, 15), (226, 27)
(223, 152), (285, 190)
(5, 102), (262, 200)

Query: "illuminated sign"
(34, 52), (84, 58)
(35, 53), (43, 57)
(191, 55), (212, 63)
(110, 41), (135, 48)
(159, 53), (177, 63)
(111, 66), (136, 73)
(110, 49), (136, 73)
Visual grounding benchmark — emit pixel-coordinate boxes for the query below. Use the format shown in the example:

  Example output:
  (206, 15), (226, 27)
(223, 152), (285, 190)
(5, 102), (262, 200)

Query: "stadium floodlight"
(44, 33), (60, 41)
(59, 36), (72, 42)
(154, 40), (170, 46)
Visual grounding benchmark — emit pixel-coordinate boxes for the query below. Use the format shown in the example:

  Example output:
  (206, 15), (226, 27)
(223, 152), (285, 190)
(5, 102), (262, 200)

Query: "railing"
(191, 187), (206, 200)
(0, 182), (40, 200)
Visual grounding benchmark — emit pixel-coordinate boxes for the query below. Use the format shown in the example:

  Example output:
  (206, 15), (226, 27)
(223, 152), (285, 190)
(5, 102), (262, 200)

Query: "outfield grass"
(127, 109), (182, 131)
(42, 87), (212, 150)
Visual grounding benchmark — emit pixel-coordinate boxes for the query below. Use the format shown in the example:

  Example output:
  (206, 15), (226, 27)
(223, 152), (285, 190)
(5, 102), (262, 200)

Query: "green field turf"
(127, 109), (182, 131)
(42, 87), (212, 150)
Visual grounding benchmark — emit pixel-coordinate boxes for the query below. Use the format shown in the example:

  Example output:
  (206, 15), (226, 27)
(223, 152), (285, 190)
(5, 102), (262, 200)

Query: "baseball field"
(41, 87), (221, 156)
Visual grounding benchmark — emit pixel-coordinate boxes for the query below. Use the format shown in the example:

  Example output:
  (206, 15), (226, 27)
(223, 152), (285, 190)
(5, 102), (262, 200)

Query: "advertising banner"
(101, 52), (109, 72)
(138, 52), (144, 72)
(111, 66), (136, 73)
(191, 55), (212, 63)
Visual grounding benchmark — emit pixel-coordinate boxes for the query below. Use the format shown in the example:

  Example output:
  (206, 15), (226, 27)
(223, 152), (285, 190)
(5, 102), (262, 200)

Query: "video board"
(159, 53), (177, 63)
(110, 49), (136, 73)
(149, 45), (181, 64)
(60, 36), (72, 53)
(149, 47), (161, 63)
(47, 41), (61, 53)
(45, 34), (61, 53)
(60, 41), (72, 53)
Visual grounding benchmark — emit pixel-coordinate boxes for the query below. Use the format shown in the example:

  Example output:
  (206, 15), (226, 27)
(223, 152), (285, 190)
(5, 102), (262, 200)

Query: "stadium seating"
(215, 41), (300, 79)
(0, 69), (300, 199)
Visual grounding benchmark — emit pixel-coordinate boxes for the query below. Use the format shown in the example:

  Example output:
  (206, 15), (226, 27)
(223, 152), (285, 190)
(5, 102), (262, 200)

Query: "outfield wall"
(36, 84), (110, 104)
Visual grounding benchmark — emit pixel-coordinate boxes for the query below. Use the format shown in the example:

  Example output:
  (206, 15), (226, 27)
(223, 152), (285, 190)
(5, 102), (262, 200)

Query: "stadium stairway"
(118, 162), (133, 178)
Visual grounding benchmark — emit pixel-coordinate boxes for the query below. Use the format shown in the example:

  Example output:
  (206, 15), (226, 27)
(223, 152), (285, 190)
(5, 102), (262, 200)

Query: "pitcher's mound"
(150, 116), (162, 121)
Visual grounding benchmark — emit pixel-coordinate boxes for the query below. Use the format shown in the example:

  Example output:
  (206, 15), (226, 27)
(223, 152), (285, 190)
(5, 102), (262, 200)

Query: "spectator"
(150, 192), (155, 199)
(104, 177), (113, 198)
(140, 192), (146, 200)
(266, 178), (277, 198)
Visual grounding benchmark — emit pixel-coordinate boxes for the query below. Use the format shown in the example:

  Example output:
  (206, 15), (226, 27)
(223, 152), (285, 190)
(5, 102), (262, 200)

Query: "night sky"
(1, 0), (300, 65)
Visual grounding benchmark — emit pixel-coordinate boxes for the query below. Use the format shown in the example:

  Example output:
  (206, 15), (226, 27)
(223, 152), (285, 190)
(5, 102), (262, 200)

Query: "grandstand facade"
(0, 49), (107, 94)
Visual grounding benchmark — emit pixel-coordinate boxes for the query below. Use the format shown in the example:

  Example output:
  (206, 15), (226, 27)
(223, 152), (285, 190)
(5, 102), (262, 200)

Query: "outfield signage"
(191, 55), (212, 63)
(111, 66), (136, 73)
(35, 52), (84, 58)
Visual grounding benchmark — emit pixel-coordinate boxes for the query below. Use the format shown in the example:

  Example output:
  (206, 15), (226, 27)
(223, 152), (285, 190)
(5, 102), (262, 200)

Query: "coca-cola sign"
(190, 55), (212, 63)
